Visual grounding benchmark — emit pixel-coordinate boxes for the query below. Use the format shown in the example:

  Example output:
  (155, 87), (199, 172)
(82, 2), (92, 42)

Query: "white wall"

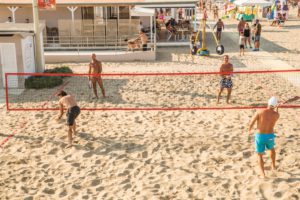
(0, 8), (12, 23)
(45, 51), (156, 63)
(0, 6), (82, 28)
(39, 7), (82, 28)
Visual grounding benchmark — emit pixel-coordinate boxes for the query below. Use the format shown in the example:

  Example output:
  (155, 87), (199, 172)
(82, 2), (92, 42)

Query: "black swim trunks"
(220, 77), (233, 88)
(66, 106), (80, 126)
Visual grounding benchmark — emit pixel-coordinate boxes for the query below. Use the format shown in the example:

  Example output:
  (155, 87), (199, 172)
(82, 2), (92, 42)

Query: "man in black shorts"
(213, 19), (224, 41)
(56, 90), (80, 148)
(217, 55), (233, 104)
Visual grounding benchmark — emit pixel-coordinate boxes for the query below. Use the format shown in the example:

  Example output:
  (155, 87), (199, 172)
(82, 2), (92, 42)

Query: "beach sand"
(1, 7), (300, 200)
(0, 108), (300, 199)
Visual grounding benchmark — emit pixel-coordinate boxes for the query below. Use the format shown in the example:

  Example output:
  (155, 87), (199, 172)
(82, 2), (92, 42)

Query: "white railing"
(43, 35), (155, 52)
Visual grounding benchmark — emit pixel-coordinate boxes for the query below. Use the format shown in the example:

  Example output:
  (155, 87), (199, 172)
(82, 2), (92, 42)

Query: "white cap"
(268, 96), (278, 107)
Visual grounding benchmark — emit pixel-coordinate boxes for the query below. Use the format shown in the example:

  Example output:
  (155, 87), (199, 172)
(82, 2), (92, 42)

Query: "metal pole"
(117, 6), (119, 48)
(32, 0), (44, 72)
(154, 16), (157, 51)
(150, 16), (153, 45)
(5, 73), (9, 111)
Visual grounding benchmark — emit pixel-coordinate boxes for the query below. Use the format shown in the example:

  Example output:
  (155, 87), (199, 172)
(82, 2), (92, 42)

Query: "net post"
(5, 73), (9, 111)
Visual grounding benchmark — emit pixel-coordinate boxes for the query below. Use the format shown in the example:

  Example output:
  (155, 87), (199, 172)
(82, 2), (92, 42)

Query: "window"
(81, 7), (94, 20)
(119, 6), (129, 19)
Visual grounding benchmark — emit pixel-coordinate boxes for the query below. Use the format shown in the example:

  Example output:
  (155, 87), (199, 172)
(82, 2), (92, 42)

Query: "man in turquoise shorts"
(248, 97), (280, 178)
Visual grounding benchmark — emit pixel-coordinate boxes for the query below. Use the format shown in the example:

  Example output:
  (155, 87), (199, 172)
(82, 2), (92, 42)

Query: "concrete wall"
(45, 51), (156, 63)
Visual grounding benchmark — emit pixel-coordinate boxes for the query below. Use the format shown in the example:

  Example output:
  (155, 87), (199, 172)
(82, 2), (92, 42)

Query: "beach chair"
(166, 28), (178, 41)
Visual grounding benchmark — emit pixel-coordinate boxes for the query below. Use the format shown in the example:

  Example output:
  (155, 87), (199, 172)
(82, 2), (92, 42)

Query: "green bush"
(25, 76), (63, 89)
(44, 66), (73, 75)
(25, 66), (72, 89)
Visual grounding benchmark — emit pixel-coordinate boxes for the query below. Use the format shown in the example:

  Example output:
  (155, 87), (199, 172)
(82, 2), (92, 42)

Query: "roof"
(0, 0), (198, 6)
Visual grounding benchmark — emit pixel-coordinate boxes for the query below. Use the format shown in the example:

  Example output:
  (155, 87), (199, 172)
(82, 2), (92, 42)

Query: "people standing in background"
(253, 19), (262, 51)
(237, 17), (246, 34)
(243, 23), (252, 48)
(213, 5), (219, 20)
(298, 1), (300, 17)
(138, 21), (144, 31)
(6, 17), (12, 23)
(239, 31), (245, 56)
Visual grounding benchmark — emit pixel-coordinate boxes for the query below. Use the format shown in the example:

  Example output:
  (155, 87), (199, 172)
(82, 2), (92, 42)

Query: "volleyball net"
(4, 70), (300, 111)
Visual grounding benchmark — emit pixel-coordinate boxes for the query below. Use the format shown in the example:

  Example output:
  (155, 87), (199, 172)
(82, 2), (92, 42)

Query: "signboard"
(38, 0), (56, 10)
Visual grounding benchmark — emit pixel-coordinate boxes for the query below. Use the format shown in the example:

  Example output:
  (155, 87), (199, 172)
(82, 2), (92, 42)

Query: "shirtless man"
(217, 55), (233, 104)
(56, 90), (81, 148)
(88, 54), (106, 99)
(136, 30), (148, 51)
(213, 19), (224, 41)
(237, 17), (245, 34)
(249, 97), (280, 178)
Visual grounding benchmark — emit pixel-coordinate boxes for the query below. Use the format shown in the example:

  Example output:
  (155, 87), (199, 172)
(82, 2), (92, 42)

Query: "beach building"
(0, 23), (45, 88)
(0, 0), (198, 62)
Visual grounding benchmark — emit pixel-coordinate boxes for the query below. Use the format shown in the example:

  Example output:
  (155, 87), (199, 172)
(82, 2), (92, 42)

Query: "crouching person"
(56, 90), (80, 148)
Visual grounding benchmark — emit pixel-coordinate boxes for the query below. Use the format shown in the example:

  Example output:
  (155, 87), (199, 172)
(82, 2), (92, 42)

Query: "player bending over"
(56, 90), (81, 148)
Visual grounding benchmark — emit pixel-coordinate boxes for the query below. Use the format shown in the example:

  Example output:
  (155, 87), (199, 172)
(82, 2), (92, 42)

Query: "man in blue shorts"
(249, 97), (280, 178)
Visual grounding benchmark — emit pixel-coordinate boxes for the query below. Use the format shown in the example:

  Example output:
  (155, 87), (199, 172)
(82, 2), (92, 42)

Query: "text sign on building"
(38, 0), (56, 10)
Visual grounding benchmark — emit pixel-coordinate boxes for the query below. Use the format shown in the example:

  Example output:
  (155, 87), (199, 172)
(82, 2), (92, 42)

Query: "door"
(0, 43), (18, 88)
(21, 36), (35, 74)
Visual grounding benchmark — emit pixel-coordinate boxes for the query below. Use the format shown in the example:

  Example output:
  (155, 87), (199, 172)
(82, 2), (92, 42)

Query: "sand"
(1, 6), (300, 200)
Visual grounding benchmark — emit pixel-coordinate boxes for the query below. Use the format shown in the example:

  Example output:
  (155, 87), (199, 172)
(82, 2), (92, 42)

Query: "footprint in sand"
(243, 151), (252, 158)
(96, 186), (105, 192)
(42, 188), (55, 195)
(90, 179), (101, 187)
(58, 189), (67, 197)
(127, 163), (134, 169)
(35, 113), (44, 118)
(48, 148), (59, 155)
(72, 183), (82, 190)
(123, 183), (132, 190)
(44, 178), (54, 183)
(141, 151), (148, 158)
(120, 178), (130, 185)
(71, 162), (80, 168)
